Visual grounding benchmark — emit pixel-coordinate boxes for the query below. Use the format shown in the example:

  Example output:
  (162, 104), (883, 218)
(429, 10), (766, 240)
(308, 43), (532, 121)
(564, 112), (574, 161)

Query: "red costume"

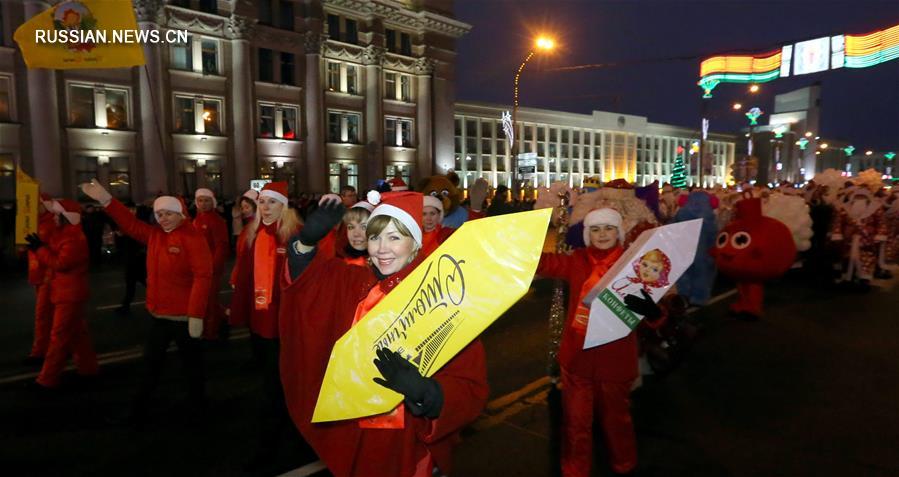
(829, 197), (888, 281)
(421, 225), (454, 258)
(34, 201), (98, 388)
(105, 199), (212, 319)
(27, 210), (56, 360)
(711, 197), (796, 318)
(279, 253), (488, 477)
(193, 210), (229, 339)
(230, 221), (290, 339)
(538, 246), (657, 476)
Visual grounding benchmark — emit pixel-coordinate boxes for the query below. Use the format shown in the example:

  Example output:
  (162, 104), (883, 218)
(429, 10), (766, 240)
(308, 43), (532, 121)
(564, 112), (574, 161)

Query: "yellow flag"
(14, 1), (145, 70)
(15, 168), (40, 245)
(313, 208), (552, 423)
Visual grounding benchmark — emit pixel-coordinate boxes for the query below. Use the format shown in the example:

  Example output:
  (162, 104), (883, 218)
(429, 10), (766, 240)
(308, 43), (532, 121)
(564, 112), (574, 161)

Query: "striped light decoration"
(844, 23), (899, 68)
(698, 50), (782, 98)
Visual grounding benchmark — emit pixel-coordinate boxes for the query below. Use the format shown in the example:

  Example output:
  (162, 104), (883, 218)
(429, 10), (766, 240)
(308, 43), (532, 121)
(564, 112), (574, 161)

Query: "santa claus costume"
(829, 188), (888, 287)
(27, 199), (99, 389)
(537, 208), (665, 476)
(193, 188), (230, 340)
(279, 191), (488, 477)
(24, 196), (57, 365)
(81, 180), (212, 423)
(229, 181), (304, 466)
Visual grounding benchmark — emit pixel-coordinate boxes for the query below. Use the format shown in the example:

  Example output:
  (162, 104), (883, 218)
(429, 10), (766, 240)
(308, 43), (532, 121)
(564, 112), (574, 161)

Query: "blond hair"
(366, 215), (421, 256)
(343, 207), (371, 225)
(245, 205), (302, 247)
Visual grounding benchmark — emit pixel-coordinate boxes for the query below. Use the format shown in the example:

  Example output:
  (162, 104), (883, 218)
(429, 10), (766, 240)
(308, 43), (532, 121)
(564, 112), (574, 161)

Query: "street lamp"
(749, 84), (760, 93)
(732, 103), (742, 110)
(511, 34), (555, 195)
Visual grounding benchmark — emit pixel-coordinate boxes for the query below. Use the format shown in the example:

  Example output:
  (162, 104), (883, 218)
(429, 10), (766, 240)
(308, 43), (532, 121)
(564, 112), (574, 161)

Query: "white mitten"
(80, 179), (113, 206)
(188, 317), (204, 338)
(469, 178), (489, 212)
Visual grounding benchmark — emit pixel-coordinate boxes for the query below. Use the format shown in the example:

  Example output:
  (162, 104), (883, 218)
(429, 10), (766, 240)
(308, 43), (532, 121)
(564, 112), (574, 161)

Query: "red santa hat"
(367, 190), (423, 246)
(195, 187), (216, 208)
(48, 198), (82, 225)
(583, 207), (624, 245)
(153, 196), (184, 216)
(423, 195), (444, 222)
(242, 189), (260, 201)
(260, 181), (289, 205)
(387, 177), (409, 191)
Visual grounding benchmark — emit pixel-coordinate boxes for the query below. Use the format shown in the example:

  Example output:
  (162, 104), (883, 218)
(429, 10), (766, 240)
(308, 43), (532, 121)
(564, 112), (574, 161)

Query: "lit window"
(329, 162), (358, 192)
(170, 35), (218, 75)
(328, 111), (361, 143)
(385, 72), (397, 100)
(174, 95), (223, 134)
(326, 61), (359, 95)
(258, 103), (299, 139)
(67, 84), (129, 129)
(385, 117), (413, 147)
(0, 75), (10, 121)
(400, 75), (411, 101)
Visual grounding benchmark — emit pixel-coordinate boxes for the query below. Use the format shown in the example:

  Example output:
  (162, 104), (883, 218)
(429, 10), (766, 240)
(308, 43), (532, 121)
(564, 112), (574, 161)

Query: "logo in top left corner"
(52, 1), (97, 52)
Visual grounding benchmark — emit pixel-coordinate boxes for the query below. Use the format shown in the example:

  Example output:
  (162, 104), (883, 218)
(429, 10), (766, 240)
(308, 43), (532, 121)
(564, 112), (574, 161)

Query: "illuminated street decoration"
(774, 126), (787, 138)
(698, 22), (899, 95)
(843, 145), (855, 156)
(797, 138), (809, 150)
(671, 147), (687, 188)
(885, 152), (896, 160)
(501, 111), (514, 148)
(745, 107), (763, 126)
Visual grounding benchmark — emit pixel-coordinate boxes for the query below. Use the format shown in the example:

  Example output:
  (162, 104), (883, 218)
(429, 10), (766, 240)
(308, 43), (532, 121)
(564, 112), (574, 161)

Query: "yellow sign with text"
(313, 208), (552, 422)
(14, 1), (145, 70)
(15, 168), (40, 245)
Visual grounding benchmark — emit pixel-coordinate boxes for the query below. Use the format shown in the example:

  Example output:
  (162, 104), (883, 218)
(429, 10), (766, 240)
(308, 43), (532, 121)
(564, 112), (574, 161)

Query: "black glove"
(298, 198), (345, 246)
(25, 233), (44, 251)
(624, 289), (662, 322)
(373, 348), (444, 418)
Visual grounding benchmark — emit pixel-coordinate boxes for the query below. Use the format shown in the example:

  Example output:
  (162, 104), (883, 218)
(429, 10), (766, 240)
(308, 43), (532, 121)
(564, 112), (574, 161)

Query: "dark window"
(175, 97), (194, 133)
(259, 0), (273, 25)
(327, 14), (340, 41)
(279, 1), (294, 30)
(198, 0), (216, 14)
(386, 29), (397, 53)
(258, 48), (273, 82)
(400, 33), (412, 56)
(345, 19), (358, 44)
(201, 39), (217, 74)
(170, 0), (190, 7)
(259, 104), (274, 137)
(68, 85), (94, 128)
(280, 52), (294, 85)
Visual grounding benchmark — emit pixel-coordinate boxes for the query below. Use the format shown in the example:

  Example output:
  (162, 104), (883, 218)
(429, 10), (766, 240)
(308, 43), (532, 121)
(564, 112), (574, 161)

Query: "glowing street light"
(865, 150), (873, 156)
(805, 132), (813, 137)
(512, 33), (557, 193)
(749, 84), (760, 93)
(535, 36), (555, 51)
(732, 103), (742, 110)
(820, 143), (829, 149)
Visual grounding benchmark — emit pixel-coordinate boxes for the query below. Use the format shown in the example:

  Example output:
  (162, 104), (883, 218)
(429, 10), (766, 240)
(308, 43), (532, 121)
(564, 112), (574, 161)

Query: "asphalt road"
(1, 262), (897, 477)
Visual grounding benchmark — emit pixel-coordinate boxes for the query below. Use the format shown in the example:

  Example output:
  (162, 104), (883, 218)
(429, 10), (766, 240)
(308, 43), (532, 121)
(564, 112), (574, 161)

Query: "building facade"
(454, 102), (738, 189)
(0, 0), (469, 202)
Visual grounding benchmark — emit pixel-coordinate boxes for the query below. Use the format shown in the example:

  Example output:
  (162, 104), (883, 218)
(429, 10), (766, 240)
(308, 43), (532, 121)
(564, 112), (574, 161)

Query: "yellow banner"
(14, 1), (145, 70)
(15, 168), (40, 245)
(313, 208), (552, 423)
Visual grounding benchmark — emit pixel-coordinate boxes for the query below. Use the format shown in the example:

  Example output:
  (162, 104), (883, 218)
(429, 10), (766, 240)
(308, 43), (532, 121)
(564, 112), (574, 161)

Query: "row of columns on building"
(23, 0), (437, 200)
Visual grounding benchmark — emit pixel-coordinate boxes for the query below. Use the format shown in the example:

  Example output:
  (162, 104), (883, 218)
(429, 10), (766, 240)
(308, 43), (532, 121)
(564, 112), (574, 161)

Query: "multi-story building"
(0, 0), (470, 202)
(454, 102), (738, 189)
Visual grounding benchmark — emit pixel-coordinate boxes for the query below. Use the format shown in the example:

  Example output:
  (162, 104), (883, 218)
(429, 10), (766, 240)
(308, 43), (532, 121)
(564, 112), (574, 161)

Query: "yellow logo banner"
(14, 1), (145, 70)
(15, 168), (40, 245)
(313, 208), (552, 423)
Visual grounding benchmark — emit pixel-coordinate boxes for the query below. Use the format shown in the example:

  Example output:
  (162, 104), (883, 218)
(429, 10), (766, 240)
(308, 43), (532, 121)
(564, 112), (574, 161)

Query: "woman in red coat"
(81, 180), (212, 424)
(537, 208), (664, 477)
(335, 201), (373, 266)
(229, 181), (303, 467)
(279, 191), (489, 477)
(421, 195), (455, 258)
(193, 188), (229, 340)
(24, 198), (57, 365)
(25, 199), (98, 390)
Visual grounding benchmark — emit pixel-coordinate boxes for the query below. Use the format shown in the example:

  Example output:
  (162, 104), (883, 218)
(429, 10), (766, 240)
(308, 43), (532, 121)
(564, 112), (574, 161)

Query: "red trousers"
(36, 302), (99, 388)
(202, 274), (224, 340)
(561, 366), (637, 476)
(29, 284), (53, 358)
(730, 281), (764, 317)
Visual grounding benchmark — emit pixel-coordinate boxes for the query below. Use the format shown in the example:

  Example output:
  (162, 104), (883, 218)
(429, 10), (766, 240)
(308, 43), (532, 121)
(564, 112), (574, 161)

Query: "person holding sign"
(80, 180), (211, 426)
(537, 207), (665, 477)
(279, 191), (488, 477)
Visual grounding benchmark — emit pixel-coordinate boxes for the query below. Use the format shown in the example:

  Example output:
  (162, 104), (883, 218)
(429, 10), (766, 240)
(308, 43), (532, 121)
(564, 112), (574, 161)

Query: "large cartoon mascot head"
(417, 173), (463, 216)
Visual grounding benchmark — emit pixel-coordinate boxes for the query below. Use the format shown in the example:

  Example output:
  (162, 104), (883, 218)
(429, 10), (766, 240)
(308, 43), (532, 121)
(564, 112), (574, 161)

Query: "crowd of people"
(16, 166), (899, 476)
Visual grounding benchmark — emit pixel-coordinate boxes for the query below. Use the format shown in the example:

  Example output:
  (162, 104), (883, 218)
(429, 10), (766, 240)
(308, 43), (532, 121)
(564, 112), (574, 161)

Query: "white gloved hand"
(188, 317), (204, 339)
(469, 178), (489, 212)
(80, 179), (113, 206)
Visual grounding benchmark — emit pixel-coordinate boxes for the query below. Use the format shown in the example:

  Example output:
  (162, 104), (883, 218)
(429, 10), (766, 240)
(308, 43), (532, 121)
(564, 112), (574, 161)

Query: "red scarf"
(572, 246), (624, 335)
(253, 222), (278, 310)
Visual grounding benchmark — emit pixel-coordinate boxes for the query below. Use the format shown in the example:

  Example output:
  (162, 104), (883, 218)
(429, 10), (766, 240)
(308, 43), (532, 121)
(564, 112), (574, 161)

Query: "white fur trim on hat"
(195, 188), (216, 208)
(370, 204), (422, 246)
(583, 208), (624, 246)
(153, 196), (184, 215)
(367, 190), (382, 205)
(352, 201), (375, 212)
(243, 189), (259, 201)
(259, 189), (288, 205)
(423, 195), (444, 222)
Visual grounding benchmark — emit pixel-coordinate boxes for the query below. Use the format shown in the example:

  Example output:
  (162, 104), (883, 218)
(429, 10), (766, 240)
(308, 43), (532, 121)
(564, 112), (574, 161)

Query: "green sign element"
(598, 289), (641, 330)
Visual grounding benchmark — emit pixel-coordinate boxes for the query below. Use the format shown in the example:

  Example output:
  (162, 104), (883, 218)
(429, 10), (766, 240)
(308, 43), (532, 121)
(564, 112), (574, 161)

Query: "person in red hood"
(25, 199), (98, 390)
(80, 180), (212, 424)
(193, 188), (229, 340)
(421, 194), (454, 258)
(228, 181), (303, 469)
(537, 207), (665, 477)
(23, 195), (57, 366)
(279, 191), (488, 477)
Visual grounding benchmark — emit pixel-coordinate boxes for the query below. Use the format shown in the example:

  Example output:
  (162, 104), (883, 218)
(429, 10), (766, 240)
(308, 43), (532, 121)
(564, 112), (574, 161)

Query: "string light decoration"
(745, 107), (763, 126)
(797, 138), (810, 150)
(671, 146), (687, 188)
(845, 23), (899, 68)
(698, 50), (781, 98)
(886, 152), (896, 160)
(547, 190), (571, 383)
(843, 145), (856, 156)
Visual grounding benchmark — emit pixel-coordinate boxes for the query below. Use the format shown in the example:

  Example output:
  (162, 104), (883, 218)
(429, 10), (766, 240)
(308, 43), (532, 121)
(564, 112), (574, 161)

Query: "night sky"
(455, 0), (899, 151)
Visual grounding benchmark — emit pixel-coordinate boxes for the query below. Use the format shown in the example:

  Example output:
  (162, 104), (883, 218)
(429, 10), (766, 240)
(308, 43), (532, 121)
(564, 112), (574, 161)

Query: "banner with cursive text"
(313, 208), (551, 422)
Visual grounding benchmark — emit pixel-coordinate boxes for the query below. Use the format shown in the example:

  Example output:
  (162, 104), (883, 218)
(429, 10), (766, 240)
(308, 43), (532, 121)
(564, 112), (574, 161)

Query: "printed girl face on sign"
(634, 249), (671, 288)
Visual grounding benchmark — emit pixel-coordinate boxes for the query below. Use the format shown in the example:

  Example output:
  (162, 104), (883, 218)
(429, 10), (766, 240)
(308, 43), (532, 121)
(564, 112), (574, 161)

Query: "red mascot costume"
(711, 197), (796, 320)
